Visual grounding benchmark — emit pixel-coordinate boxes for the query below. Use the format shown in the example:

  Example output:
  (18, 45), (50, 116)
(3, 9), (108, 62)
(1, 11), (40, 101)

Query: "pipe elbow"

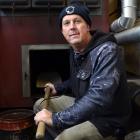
(110, 0), (137, 33)
(111, 17), (136, 32)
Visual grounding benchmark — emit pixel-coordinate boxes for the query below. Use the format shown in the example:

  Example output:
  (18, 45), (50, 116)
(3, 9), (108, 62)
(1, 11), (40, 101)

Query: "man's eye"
(74, 19), (81, 23)
(63, 21), (70, 26)
(75, 19), (81, 23)
(76, 20), (81, 22)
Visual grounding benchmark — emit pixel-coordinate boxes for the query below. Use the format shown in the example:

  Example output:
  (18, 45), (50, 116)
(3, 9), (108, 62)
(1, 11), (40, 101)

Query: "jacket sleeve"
(52, 42), (123, 129)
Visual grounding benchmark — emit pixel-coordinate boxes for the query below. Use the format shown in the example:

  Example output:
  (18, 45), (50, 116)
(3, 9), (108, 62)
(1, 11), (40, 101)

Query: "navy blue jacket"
(52, 31), (131, 137)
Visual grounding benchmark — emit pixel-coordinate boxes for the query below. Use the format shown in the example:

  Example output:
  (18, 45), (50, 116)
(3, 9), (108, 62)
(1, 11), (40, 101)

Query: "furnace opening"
(21, 44), (70, 98)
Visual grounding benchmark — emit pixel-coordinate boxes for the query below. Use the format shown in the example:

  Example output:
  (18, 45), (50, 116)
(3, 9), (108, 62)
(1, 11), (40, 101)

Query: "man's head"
(58, 1), (91, 29)
(58, 1), (92, 52)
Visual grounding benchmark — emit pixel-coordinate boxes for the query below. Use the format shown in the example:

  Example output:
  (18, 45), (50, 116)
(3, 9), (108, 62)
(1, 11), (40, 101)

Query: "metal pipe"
(111, 0), (137, 32)
(114, 26), (140, 44)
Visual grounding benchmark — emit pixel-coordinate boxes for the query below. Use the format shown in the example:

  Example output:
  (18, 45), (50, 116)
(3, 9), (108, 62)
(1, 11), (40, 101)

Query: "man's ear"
(87, 25), (91, 32)
(61, 30), (64, 36)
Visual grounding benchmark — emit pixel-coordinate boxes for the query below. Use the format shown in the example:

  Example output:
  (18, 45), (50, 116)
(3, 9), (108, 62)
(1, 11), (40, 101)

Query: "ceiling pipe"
(111, 0), (137, 32)
(114, 26), (140, 45)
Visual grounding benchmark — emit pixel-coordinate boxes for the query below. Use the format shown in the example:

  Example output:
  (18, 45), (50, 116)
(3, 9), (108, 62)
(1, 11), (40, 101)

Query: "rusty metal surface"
(0, 109), (34, 131)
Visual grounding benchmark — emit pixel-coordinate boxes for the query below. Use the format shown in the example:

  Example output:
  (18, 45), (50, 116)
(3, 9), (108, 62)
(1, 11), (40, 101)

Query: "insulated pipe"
(111, 0), (137, 32)
(114, 26), (140, 44)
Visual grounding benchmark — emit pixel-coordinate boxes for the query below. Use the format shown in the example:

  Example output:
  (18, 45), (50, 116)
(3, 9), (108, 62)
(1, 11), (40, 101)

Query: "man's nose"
(70, 22), (76, 28)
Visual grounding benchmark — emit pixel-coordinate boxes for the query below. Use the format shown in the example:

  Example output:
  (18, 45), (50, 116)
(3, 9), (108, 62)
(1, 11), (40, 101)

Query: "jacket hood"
(80, 30), (117, 56)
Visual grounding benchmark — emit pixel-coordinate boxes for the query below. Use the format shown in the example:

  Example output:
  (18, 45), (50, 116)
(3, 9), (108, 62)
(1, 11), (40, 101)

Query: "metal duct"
(111, 0), (137, 32)
(114, 26), (140, 44)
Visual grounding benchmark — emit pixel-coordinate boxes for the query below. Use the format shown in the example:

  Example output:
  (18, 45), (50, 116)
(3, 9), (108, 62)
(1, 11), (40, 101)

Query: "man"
(34, 1), (131, 140)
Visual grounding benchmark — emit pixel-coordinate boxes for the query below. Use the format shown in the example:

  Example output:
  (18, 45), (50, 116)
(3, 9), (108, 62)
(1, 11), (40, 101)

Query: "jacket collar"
(77, 30), (117, 57)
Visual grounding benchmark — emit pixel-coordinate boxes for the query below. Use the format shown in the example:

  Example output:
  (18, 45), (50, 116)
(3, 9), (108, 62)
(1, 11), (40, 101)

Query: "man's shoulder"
(90, 41), (119, 55)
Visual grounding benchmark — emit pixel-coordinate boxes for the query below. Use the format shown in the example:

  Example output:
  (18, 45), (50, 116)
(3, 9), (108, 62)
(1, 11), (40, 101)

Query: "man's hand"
(44, 83), (57, 96)
(34, 109), (53, 127)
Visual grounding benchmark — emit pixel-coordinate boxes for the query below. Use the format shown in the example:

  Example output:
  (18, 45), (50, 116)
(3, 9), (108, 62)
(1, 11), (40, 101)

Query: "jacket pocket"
(77, 69), (91, 80)
(76, 69), (91, 97)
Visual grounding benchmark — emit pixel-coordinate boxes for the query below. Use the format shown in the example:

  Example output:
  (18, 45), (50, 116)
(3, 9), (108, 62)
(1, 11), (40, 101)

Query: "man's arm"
(52, 42), (122, 129)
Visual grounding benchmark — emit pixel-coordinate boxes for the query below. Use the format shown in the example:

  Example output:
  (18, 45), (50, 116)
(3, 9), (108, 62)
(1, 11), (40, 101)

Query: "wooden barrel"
(0, 109), (35, 140)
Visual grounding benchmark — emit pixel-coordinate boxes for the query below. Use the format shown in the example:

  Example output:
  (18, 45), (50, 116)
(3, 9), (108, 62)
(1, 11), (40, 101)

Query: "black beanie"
(58, 0), (91, 29)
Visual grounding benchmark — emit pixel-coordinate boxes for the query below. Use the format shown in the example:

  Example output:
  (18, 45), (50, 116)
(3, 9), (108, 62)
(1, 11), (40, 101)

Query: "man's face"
(61, 14), (90, 47)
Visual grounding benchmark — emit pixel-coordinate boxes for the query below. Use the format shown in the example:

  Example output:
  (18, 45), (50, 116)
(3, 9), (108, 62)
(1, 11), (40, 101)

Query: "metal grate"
(32, 0), (65, 9)
(0, 0), (103, 16)
(0, 0), (31, 8)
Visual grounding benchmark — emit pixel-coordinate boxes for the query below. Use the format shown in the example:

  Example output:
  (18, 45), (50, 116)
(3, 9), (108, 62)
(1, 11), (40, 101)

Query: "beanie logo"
(65, 6), (75, 14)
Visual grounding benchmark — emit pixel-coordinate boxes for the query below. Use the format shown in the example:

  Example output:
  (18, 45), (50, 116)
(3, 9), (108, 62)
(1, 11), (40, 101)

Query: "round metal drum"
(0, 109), (35, 140)
(0, 109), (34, 131)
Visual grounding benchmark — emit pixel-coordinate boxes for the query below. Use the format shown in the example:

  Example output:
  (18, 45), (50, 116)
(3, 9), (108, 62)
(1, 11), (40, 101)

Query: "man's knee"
(33, 98), (44, 113)
(55, 121), (104, 140)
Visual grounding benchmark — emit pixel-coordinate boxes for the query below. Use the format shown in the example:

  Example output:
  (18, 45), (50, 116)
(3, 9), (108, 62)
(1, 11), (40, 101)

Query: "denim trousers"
(34, 95), (117, 140)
